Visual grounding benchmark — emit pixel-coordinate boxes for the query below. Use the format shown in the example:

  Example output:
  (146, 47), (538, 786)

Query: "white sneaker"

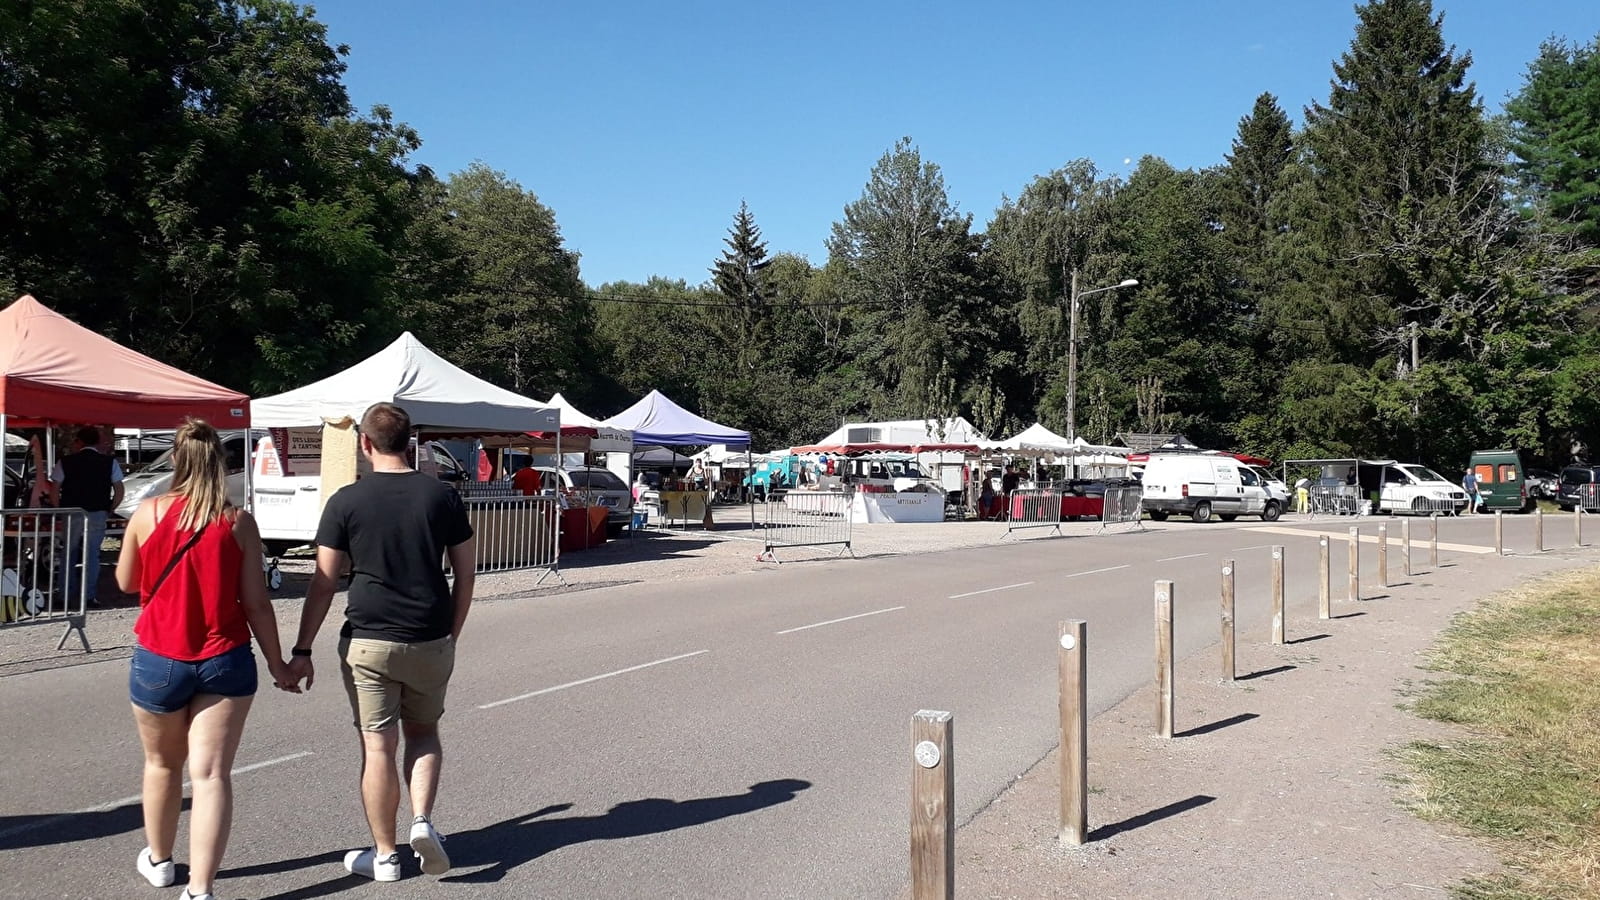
(344, 847), (402, 882)
(178, 889), (215, 900)
(137, 848), (175, 887)
(409, 816), (451, 876)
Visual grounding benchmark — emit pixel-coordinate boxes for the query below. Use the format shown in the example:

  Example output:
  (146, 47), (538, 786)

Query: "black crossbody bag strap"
(144, 525), (206, 604)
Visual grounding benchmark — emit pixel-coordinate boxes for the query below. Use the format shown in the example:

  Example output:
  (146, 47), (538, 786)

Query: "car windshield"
(570, 470), (627, 491)
(1402, 465), (1448, 483)
(139, 437), (245, 474)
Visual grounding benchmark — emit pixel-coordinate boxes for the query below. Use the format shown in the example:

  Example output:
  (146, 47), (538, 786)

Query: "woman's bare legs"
(184, 694), (253, 896)
(132, 705), (188, 863)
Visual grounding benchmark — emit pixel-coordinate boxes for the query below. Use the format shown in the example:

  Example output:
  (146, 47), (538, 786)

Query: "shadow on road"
(233, 779), (812, 897)
(1286, 633), (1331, 645)
(1176, 713), (1259, 739)
(1088, 795), (1216, 842)
(0, 799), (189, 850)
(443, 778), (813, 885)
(1237, 664), (1296, 681)
(1331, 611), (1368, 620)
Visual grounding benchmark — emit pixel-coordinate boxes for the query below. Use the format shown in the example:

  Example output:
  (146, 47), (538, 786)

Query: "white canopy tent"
(544, 392), (632, 453)
(252, 332), (559, 433)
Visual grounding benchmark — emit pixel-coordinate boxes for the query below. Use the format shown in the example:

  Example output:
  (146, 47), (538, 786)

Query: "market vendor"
(512, 463), (543, 495)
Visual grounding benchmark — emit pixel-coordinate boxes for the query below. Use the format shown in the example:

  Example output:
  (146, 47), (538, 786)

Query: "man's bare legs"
(401, 721), (442, 820)
(357, 728), (401, 855)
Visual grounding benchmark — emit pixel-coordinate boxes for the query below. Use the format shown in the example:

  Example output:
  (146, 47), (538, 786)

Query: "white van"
(251, 431), (466, 556)
(1141, 454), (1283, 523)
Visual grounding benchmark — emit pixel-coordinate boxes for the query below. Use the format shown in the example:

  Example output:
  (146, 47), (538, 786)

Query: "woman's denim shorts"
(130, 643), (258, 714)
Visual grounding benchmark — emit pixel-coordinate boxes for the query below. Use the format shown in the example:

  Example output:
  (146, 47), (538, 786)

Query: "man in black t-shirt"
(286, 403), (475, 883)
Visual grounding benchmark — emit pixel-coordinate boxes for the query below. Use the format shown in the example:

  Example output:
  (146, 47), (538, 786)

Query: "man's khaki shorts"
(338, 635), (455, 732)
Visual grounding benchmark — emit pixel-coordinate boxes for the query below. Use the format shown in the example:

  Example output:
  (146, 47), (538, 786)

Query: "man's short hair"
(76, 426), (100, 447)
(360, 403), (412, 455)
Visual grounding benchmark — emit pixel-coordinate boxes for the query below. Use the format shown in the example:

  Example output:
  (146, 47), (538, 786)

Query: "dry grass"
(1396, 567), (1600, 899)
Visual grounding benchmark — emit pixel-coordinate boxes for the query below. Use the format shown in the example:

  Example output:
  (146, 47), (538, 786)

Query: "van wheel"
(1192, 501), (1213, 523)
(1262, 502), (1281, 522)
(1148, 510), (1170, 522)
(1219, 513), (1238, 522)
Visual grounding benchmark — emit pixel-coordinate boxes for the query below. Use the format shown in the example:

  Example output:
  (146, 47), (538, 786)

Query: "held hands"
(284, 655), (315, 692)
(267, 657), (303, 694)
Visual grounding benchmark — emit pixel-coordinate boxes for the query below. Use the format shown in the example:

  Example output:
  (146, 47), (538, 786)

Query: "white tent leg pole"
(1, 414), (7, 508)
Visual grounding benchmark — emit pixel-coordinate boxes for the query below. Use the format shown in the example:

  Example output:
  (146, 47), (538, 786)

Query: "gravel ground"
(912, 543), (1599, 899)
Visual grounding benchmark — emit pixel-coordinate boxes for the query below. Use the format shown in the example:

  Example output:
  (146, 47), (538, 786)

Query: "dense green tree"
(0, 0), (432, 392)
(1220, 93), (1293, 249)
(986, 160), (1118, 432)
(1506, 35), (1600, 246)
(409, 163), (596, 402)
(826, 138), (982, 420)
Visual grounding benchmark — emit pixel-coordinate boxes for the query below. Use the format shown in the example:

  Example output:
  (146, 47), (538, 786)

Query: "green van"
(1468, 449), (1535, 513)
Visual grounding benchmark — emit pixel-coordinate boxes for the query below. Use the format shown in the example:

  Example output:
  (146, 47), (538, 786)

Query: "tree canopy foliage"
(2, 0), (1597, 469)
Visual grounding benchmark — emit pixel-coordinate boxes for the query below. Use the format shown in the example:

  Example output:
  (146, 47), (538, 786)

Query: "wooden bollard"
(1058, 621), (1087, 845)
(1348, 526), (1360, 602)
(1377, 523), (1389, 587)
(1535, 508), (1544, 552)
(1155, 580), (1174, 739)
(1318, 536), (1331, 620)
(1402, 518), (1412, 577)
(1270, 545), (1285, 645)
(1495, 510), (1504, 556)
(1221, 560), (1235, 681)
(910, 710), (954, 900)
(1431, 513), (1440, 566)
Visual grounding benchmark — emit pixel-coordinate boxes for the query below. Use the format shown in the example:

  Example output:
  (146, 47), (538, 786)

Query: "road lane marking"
(949, 582), (1033, 599)
(1231, 545), (1272, 551)
(0, 751), (314, 841)
(1248, 525), (1493, 554)
(1157, 553), (1207, 562)
(776, 606), (906, 635)
(478, 650), (710, 709)
(1065, 565), (1130, 578)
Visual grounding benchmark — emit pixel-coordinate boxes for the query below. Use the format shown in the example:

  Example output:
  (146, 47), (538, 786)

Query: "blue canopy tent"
(604, 391), (751, 522)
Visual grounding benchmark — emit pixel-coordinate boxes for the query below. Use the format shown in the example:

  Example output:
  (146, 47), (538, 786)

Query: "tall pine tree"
(1506, 35), (1600, 247)
(1299, 0), (1493, 362)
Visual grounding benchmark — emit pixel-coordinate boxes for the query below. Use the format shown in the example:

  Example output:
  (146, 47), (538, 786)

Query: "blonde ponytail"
(168, 419), (230, 531)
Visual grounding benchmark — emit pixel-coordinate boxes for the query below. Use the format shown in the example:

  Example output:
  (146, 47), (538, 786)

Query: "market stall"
(250, 332), (571, 572)
(602, 390), (750, 528)
(0, 295), (253, 649)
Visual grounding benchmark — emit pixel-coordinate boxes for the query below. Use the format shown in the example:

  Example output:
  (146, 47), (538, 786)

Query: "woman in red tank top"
(114, 420), (296, 900)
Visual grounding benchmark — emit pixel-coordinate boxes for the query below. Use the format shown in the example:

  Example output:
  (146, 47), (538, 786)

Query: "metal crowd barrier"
(1580, 483), (1600, 513)
(459, 481), (520, 499)
(761, 490), (854, 562)
(459, 495), (562, 584)
(1004, 488), (1064, 538)
(1307, 485), (1363, 518)
(0, 508), (90, 651)
(1100, 484), (1145, 532)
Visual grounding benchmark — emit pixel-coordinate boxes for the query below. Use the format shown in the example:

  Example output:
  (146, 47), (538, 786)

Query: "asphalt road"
(0, 512), (1547, 899)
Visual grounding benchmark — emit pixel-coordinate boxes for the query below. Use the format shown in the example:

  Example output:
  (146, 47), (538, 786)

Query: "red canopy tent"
(0, 295), (250, 428)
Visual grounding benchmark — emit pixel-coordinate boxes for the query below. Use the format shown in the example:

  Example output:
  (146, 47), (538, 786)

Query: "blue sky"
(309, 1), (1600, 288)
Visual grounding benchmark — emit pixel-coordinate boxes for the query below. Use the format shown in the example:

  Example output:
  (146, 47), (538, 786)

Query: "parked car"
(1467, 449), (1536, 513)
(533, 465), (634, 533)
(1140, 454), (1283, 523)
(117, 430), (249, 520)
(1526, 468), (1559, 500)
(1556, 465), (1600, 512)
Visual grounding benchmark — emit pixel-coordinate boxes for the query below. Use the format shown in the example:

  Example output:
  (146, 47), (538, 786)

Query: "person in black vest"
(51, 426), (124, 606)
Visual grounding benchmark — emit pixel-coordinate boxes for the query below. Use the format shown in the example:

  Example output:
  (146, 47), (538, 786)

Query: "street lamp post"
(1065, 270), (1138, 441)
